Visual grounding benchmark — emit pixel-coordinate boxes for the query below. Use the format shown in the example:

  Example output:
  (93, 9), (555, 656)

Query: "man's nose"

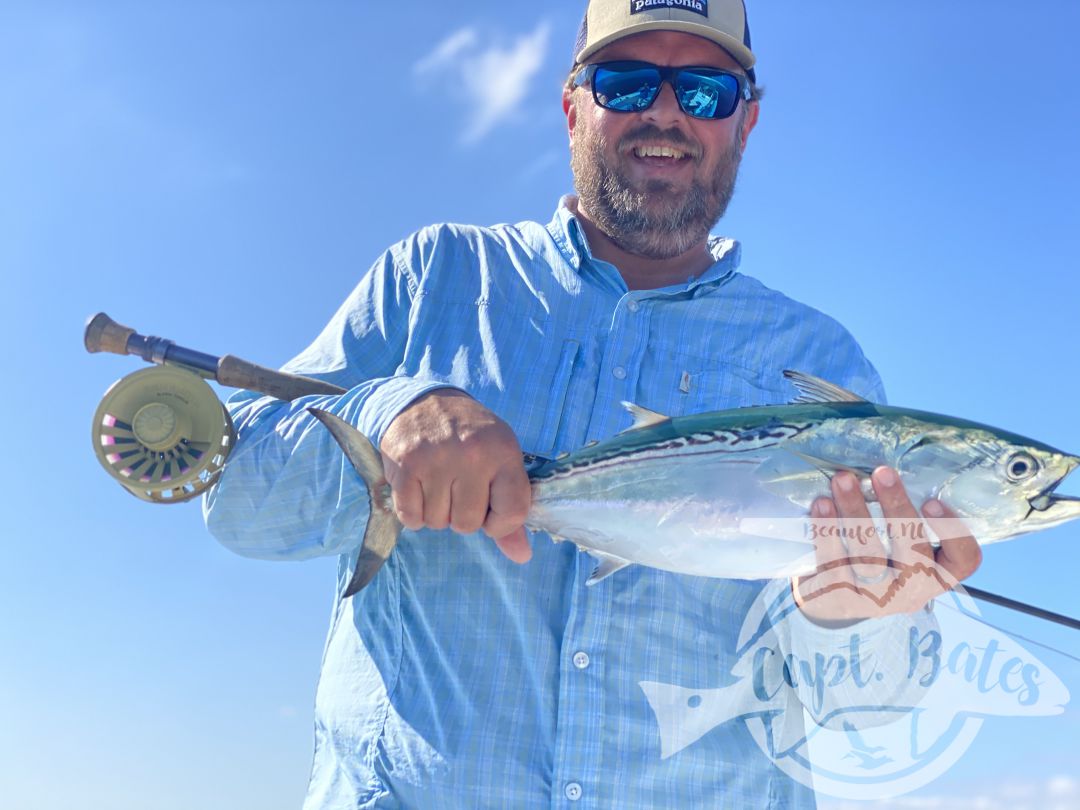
(641, 81), (685, 128)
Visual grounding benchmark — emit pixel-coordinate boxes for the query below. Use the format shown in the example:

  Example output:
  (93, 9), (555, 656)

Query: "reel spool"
(92, 366), (235, 503)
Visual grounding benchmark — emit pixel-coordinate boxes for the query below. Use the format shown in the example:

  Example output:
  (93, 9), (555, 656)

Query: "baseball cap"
(573, 0), (757, 83)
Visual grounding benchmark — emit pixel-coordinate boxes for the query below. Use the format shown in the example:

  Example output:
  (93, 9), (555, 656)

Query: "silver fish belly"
(527, 418), (822, 581)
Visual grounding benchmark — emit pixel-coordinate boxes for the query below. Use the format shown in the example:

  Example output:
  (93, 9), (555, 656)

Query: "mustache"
(619, 124), (701, 159)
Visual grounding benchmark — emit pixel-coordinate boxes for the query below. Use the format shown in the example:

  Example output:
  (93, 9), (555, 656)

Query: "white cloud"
(412, 27), (479, 76)
(817, 774), (1080, 810)
(1049, 776), (1079, 798)
(413, 21), (551, 145)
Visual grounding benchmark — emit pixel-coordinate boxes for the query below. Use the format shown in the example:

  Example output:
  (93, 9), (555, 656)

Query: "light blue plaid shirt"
(205, 197), (919, 809)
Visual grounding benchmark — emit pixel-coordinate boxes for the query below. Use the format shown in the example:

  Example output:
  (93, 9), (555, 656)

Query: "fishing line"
(965, 586), (1080, 632)
(937, 598), (1080, 666)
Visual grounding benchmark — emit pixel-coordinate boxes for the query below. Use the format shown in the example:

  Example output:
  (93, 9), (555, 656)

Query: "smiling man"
(567, 30), (758, 287)
(205, 1), (980, 807)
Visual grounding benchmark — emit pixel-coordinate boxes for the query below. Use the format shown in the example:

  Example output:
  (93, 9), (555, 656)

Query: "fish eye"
(1005, 452), (1039, 481)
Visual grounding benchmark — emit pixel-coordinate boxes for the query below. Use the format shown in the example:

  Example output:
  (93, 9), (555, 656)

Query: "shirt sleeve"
(202, 245), (457, 561)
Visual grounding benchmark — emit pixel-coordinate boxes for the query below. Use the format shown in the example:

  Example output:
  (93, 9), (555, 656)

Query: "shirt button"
(627, 300), (640, 313)
(612, 366), (627, 380)
(565, 782), (583, 801)
(572, 651), (590, 670)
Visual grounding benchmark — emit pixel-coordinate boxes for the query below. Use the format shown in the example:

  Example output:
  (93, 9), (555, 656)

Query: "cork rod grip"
(216, 355), (346, 400)
(84, 312), (136, 356)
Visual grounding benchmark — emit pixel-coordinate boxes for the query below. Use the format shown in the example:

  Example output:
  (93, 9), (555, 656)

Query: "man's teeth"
(633, 145), (687, 159)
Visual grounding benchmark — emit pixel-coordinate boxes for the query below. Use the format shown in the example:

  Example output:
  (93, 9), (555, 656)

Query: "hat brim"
(575, 20), (756, 74)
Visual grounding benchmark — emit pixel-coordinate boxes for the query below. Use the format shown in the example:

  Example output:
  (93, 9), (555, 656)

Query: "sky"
(1, 1), (1078, 808)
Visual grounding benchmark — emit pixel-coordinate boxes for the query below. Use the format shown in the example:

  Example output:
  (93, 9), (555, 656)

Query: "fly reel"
(92, 366), (234, 503)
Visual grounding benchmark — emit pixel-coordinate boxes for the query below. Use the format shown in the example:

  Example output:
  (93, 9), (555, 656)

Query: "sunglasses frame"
(574, 60), (752, 121)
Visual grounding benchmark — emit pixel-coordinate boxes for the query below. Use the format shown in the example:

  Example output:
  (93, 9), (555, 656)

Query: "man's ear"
(739, 101), (760, 152)
(563, 87), (577, 147)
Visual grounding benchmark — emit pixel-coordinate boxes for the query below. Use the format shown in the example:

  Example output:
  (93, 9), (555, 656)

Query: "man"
(206, 1), (981, 806)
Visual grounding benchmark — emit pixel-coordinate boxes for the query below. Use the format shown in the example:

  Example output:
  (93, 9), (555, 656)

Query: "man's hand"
(379, 389), (532, 563)
(793, 468), (983, 625)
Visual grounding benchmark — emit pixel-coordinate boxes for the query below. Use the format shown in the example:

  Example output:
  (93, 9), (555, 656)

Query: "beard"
(571, 120), (744, 260)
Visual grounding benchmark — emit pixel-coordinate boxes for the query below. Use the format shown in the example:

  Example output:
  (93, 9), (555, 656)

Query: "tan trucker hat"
(573, 0), (757, 82)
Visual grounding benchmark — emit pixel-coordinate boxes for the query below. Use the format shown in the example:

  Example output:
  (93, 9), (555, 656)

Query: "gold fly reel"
(92, 366), (234, 503)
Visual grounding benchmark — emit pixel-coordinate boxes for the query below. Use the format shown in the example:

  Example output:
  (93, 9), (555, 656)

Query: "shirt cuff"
(356, 376), (465, 447)
(765, 578), (932, 654)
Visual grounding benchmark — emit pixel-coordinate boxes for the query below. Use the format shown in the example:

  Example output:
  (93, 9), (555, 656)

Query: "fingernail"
(817, 499), (835, 518)
(876, 467), (897, 488)
(923, 499), (945, 518)
(836, 474), (856, 493)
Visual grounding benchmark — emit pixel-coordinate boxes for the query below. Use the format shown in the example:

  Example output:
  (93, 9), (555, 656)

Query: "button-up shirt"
(205, 197), (912, 809)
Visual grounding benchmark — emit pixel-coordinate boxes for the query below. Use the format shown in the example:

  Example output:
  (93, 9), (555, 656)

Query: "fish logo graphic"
(639, 586), (1069, 800)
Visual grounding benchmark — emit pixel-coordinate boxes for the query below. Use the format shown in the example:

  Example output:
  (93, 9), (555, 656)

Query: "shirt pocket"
(483, 334), (579, 462)
(527, 338), (580, 459)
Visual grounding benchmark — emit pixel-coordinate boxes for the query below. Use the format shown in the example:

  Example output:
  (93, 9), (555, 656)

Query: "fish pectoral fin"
(787, 449), (874, 480)
(783, 370), (870, 404)
(619, 401), (670, 432)
(585, 551), (634, 586)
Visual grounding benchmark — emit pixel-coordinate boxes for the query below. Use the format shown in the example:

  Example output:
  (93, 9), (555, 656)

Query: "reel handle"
(85, 312), (346, 400)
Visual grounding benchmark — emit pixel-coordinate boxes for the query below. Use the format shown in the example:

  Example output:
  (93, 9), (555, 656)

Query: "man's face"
(564, 31), (758, 260)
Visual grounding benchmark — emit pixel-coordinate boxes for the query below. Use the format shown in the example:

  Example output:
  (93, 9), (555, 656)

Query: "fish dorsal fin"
(586, 551), (634, 586)
(620, 401), (670, 432)
(783, 370), (868, 404)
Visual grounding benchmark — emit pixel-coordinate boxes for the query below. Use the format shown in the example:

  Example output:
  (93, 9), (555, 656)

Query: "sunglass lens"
(593, 65), (661, 112)
(675, 70), (740, 119)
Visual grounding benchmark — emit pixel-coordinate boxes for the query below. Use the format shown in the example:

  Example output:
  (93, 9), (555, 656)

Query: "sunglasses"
(574, 60), (752, 121)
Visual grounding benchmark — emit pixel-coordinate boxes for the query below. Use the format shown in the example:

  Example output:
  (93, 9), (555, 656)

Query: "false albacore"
(308, 371), (1080, 598)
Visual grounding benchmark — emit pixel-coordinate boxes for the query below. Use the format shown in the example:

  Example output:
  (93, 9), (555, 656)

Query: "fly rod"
(84, 312), (1079, 632)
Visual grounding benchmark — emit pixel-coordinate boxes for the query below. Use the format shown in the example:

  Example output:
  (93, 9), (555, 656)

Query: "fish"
(308, 370), (1080, 598)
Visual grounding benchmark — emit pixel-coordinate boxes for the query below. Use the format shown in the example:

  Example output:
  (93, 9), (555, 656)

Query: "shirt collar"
(546, 195), (590, 271)
(546, 195), (742, 292)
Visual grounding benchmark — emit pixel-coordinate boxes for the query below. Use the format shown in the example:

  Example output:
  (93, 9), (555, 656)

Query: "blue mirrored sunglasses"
(573, 60), (751, 121)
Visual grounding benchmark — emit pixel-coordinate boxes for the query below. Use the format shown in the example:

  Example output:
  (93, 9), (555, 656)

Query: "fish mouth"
(1029, 491), (1080, 512)
(1027, 456), (1080, 518)
(1029, 492), (1080, 512)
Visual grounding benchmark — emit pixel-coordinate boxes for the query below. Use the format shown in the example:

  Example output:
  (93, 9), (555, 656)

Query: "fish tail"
(639, 681), (731, 759)
(308, 408), (402, 597)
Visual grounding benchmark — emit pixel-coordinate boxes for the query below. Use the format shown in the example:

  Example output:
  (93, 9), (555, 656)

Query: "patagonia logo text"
(631, 0), (708, 17)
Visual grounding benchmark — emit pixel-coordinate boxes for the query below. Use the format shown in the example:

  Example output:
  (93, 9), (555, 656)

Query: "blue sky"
(2, 2), (1078, 808)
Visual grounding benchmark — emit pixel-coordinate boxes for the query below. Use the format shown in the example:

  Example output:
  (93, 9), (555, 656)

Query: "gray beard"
(571, 123), (743, 260)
